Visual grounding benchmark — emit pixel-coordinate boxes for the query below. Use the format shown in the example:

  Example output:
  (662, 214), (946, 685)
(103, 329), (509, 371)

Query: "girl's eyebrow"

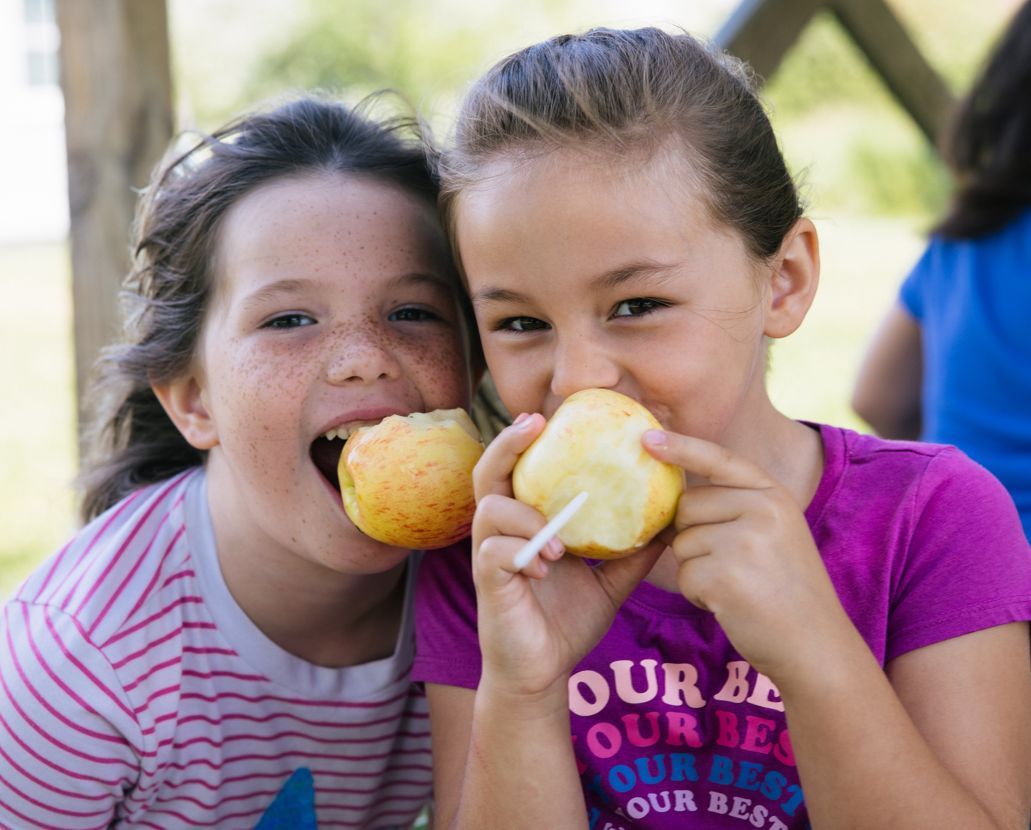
(241, 272), (453, 310)
(240, 278), (314, 311)
(592, 261), (679, 290)
(472, 261), (679, 306)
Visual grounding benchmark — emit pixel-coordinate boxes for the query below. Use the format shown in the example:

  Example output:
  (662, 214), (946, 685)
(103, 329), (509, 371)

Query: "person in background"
(412, 26), (1031, 829)
(852, 0), (1031, 539)
(0, 94), (477, 828)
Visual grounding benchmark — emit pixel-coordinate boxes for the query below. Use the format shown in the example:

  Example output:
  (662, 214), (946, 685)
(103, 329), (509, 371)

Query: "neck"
(204, 458), (409, 668)
(231, 558), (409, 668)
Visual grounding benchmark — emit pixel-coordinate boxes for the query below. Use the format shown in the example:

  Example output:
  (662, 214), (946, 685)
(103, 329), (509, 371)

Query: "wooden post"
(716, 0), (955, 146)
(829, 0), (955, 144)
(56, 0), (174, 455)
(714, 0), (826, 81)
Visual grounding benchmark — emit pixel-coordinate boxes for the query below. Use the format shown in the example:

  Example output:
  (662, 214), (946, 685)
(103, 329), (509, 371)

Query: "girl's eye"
(497, 316), (549, 333)
(389, 306), (441, 323)
(612, 298), (667, 318)
(263, 313), (316, 329)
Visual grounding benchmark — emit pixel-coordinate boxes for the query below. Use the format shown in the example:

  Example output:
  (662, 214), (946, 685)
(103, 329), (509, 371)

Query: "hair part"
(934, 0), (1031, 239)
(440, 27), (804, 270)
(79, 92), (471, 522)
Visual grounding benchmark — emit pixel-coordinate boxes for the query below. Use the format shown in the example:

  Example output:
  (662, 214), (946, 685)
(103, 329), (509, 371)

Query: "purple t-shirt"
(413, 424), (1031, 829)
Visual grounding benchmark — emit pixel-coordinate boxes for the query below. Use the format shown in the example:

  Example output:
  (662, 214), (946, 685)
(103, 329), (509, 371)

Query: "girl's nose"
(549, 334), (620, 401)
(326, 330), (403, 386)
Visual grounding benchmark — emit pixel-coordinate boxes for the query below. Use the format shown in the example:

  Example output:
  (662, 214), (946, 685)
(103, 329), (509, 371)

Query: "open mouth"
(310, 435), (346, 491)
(309, 420), (383, 492)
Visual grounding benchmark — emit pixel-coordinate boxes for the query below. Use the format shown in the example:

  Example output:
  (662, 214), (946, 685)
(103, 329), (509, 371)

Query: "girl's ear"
(763, 217), (820, 339)
(152, 372), (219, 450)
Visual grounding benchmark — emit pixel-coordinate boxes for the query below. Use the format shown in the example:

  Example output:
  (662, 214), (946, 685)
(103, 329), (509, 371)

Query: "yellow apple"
(338, 409), (484, 549)
(512, 389), (683, 558)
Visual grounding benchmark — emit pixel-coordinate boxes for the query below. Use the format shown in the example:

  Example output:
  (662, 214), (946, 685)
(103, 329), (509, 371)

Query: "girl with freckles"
(0, 95), (478, 828)
(412, 27), (1031, 830)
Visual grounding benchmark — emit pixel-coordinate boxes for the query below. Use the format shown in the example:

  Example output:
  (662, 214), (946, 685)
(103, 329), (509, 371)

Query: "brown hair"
(79, 93), (478, 521)
(934, 0), (1031, 239)
(440, 27), (804, 265)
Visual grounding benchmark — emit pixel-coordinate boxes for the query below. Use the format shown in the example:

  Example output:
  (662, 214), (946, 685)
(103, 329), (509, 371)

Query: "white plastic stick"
(512, 491), (589, 570)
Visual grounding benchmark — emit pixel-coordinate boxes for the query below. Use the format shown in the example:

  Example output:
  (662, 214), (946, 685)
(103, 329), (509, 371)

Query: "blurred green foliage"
(759, 2), (1011, 219)
(171, 0), (1013, 220)
(244, 0), (486, 117)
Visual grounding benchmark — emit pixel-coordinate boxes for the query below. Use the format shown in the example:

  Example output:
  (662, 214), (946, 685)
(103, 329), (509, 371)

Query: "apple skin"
(512, 389), (683, 559)
(338, 409), (484, 550)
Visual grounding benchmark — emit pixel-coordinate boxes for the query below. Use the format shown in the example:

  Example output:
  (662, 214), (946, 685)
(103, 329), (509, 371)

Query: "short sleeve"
(886, 448), (1031, 661)
(0, 600), (140, 829)
(898, 242), (932, 321)
(412, 543), (482, 689)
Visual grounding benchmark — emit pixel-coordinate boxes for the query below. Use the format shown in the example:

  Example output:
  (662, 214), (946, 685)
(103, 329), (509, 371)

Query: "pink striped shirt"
(0, 469), (433, 829)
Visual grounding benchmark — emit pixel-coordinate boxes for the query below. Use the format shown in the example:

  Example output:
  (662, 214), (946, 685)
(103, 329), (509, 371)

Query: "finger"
(472, 493), (561, 577)
(668, 523), (717, 564)
(673, 484), (760, 530)
(670, 527), (730, 612)
(472, 413), (546, 501)
(472, 492), (552, 551)
(475, 534), (553, 587)
(642, 430), (774, 490)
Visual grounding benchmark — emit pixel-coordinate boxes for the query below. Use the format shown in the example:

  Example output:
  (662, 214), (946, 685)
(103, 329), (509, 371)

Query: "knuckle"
(476, 492), (507, 516)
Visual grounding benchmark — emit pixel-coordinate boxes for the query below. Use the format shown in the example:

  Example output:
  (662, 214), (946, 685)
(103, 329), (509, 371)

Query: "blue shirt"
(900, 209), (1031, 538)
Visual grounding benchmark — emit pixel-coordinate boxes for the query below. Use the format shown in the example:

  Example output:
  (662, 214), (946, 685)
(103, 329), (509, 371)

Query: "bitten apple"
(338, 409), (484, 549)
(513, 389), (683, 558)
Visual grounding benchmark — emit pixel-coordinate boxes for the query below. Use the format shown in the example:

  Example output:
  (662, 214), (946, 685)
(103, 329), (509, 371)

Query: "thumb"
(593, 538), (666, 611)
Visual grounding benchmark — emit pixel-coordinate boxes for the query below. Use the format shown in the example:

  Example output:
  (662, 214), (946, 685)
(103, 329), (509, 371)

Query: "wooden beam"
(56, 0), (174, 455)
(714, 0), (826, 82)
(829, 0), (955, 144)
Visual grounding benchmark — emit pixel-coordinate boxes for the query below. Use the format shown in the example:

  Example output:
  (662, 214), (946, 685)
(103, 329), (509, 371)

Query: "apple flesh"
(513, 389), (683, 559)
(338, 409), (484, 549)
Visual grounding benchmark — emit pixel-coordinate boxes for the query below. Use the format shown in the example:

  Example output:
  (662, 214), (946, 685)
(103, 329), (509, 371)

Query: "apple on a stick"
(513, 388), (683, 559)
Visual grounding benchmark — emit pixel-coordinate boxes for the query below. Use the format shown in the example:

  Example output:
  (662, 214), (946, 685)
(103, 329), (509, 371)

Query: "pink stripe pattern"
(0, 470), (433, 829)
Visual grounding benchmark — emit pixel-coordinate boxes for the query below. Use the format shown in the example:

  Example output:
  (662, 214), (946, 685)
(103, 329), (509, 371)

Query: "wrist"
(476, 670), (571, 721)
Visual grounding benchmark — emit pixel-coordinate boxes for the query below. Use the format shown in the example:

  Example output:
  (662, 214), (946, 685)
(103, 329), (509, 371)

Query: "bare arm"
(642, 431), (1031, 830)
(427, 416), (662, 828)
(852, 302), (923, 439)
(783, 622), (1031, 830)
(427, 681), (588, 829)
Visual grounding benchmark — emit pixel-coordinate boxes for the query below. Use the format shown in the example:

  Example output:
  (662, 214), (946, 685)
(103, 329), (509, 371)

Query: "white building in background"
(0, 0), (66, 245)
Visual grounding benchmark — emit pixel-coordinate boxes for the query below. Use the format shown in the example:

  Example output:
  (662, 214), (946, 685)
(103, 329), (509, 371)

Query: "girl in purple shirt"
(411, 26), (1031, 830)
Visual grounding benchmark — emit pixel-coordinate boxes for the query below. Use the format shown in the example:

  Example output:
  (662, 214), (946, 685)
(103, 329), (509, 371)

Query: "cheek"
(207, 341), (312, 447)
(480, 348), (541, 415)
(403, 331), (472, 408)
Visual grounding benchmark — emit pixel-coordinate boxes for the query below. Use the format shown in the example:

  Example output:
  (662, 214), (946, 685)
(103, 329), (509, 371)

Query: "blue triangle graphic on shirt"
(253, 767), (318, 830)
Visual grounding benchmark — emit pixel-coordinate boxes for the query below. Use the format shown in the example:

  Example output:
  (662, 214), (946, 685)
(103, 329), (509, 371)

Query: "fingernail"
(514, 414), (535, 430)
(545, 537), (564, 557)
(513, 412), (529, 424)
(643, 429), (667, 448)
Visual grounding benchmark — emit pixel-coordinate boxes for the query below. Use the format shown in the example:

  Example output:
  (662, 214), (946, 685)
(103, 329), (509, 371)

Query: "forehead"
(456, 146), (724, 256)
(461, 142), (715, 227)
(214, 172), (450, 294)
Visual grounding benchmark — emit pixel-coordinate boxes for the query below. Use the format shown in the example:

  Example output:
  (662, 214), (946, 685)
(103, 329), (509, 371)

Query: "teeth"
(322, 420), (380, 442)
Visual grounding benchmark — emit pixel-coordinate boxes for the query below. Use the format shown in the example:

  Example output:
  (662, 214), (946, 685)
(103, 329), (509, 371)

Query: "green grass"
(0, 218), (924, 595)
(767, 215), (926, 430)
(0, 242), (78, 597)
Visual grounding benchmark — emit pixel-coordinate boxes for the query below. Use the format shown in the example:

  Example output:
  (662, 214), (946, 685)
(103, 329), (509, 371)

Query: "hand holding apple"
(512, 389), (683, 558)
(338, 409), (484, 549)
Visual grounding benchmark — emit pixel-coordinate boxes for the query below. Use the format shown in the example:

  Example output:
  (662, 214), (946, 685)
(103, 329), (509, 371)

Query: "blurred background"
(0, 0), (1020, 594)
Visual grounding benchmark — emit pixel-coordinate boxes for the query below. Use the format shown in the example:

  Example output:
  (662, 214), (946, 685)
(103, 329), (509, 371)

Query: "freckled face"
(197, 173), (469, 575)
(454, 148), (772, 447)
